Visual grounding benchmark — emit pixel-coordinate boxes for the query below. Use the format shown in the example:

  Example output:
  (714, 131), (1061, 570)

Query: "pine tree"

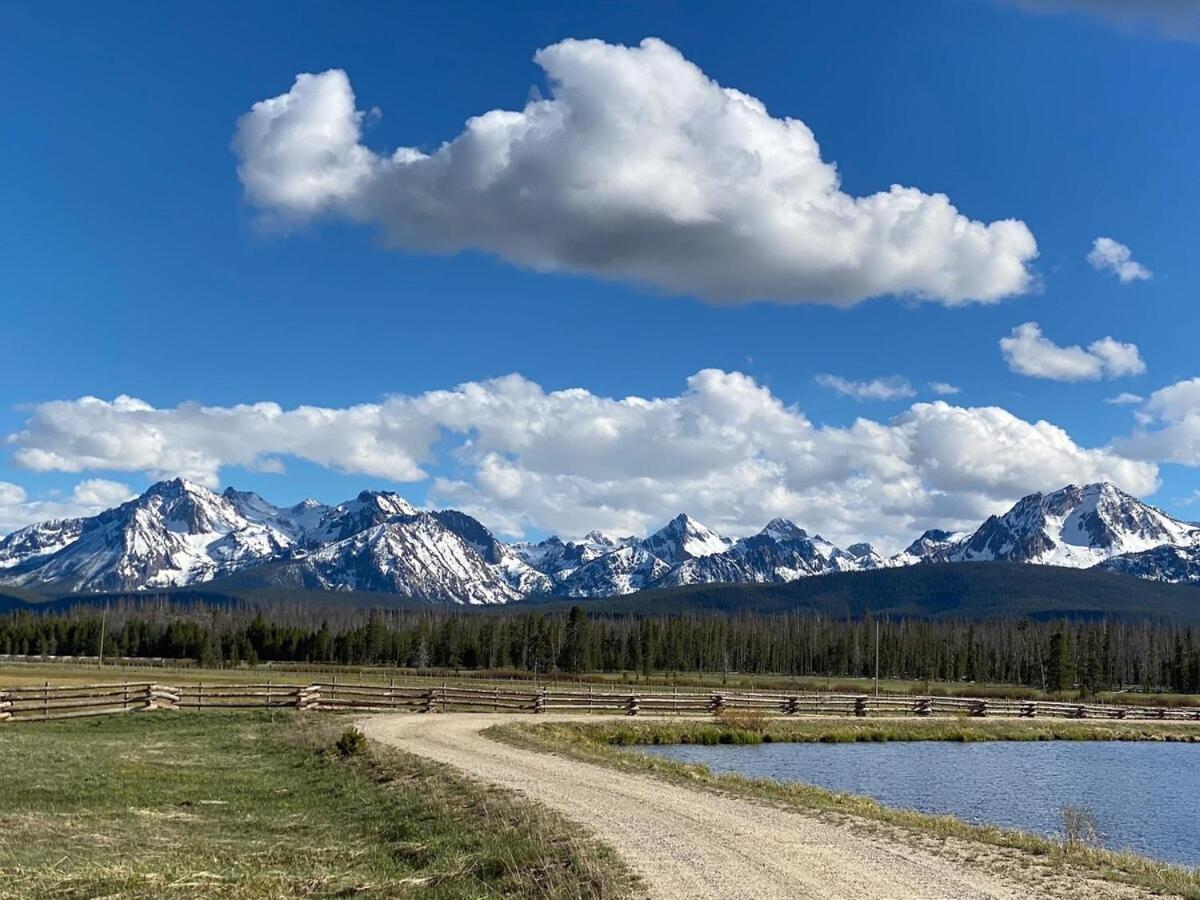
(1046, 629), (1073, 693)
(558, 606), (589, 673)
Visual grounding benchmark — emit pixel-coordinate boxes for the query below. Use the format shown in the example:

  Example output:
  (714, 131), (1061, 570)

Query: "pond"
(632, 740), (1200, 866)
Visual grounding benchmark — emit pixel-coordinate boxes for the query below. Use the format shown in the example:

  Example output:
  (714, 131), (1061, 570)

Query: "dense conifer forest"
(3, 602), (1199, 695)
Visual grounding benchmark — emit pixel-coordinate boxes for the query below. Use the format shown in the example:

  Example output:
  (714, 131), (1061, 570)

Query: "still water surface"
(633, 740), (1200, 866)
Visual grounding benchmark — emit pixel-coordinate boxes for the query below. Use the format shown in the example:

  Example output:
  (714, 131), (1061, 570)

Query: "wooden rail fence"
(4, 681), (1200, 725)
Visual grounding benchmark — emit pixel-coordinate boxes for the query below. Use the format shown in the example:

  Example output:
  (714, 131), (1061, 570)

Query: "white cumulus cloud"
(1117, 377), (1200, 465)
(5, 373), (1157, 551)
(1087, 237), (1151, 283)
(1000, 322), (1145, 381)
(928, 382), (962, 396)
(233, 38), (1038, 307)
(0, 479), (134, 533)
(815, 375), (916, 401)
(1105, 392), (1144, 406)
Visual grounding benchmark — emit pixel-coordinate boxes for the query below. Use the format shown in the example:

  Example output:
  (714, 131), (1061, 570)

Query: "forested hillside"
(549, 563), (1200, 622)
(7, 562), (1200, 623)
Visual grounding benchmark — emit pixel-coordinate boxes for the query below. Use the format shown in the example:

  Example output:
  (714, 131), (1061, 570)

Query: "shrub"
(335, 727), (369, 758)
(1060, 804), (1100, 851)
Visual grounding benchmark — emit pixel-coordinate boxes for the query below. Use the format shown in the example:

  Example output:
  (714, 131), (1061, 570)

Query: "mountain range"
(2, 478), (1199, 604)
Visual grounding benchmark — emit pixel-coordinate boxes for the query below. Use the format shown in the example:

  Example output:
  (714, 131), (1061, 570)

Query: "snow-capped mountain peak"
(947, 482), (1200, 568)
(638, 513), (732, 565)
(0, 517), (90, 571)
(221, 487), (331, 540)
(760, 517), (809, 543)
(297, 513), (520, 604)
(891, 528), (966, 565)
(312, 490), (420, 543)
(582, 530), (625, 550)
(1, 479), (295, 592)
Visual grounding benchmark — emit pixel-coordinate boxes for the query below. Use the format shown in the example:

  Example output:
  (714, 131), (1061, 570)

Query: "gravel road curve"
(362, 714), (1153, 900)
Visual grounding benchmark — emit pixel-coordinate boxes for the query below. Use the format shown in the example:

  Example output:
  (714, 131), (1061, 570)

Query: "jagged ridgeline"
(2, 478), (1200, 605)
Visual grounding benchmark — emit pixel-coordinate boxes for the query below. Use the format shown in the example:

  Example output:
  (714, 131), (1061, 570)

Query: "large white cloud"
(233, 38), (1038, 307)
(0, 479), (134, 533)
(1117, 377), (1200, 465)
(6, 371), (1157, 551)
(1000, 322), (1145, 381)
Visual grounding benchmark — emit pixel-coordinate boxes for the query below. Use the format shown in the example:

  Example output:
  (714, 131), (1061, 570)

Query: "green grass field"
(0, 711), (636, 899)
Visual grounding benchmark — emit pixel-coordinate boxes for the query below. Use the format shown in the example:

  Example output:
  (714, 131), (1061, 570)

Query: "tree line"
(2, 603), (1198, 695)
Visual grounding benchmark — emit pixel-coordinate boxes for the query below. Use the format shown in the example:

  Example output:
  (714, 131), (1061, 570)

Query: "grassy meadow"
(0, 710), (636, 899)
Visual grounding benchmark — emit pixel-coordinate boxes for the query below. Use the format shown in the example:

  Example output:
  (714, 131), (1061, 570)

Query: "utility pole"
(98, 607), (106, 671)
(874, 620), (880, 698)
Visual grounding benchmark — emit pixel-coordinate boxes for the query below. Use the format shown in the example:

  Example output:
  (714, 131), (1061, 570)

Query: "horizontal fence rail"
(4, 681), (1200, 725)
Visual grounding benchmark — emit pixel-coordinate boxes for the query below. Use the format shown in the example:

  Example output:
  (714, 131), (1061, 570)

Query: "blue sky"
(2, 1), (1199, 549)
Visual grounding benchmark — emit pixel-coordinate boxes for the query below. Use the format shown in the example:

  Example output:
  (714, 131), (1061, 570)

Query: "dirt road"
(364, 714), (1158, 899)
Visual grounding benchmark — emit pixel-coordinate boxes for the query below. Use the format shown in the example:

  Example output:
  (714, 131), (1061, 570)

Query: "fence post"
(534, 689), (546, 714)
(708, 693), (724, 716)
(627, 692), (639, 717)
(0, 690), (11, 724)
(44, 681), (49, 720)
(854, 695), (868, 717)
(298, 684), (320, 710)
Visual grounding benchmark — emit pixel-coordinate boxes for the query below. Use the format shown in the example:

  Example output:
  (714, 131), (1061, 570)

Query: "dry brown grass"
(713, 707), (769, 732)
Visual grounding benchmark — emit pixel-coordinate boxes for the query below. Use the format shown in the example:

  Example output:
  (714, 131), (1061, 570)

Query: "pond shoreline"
(489, 716), (1200, 899)
(634, 738), (1200, 867)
